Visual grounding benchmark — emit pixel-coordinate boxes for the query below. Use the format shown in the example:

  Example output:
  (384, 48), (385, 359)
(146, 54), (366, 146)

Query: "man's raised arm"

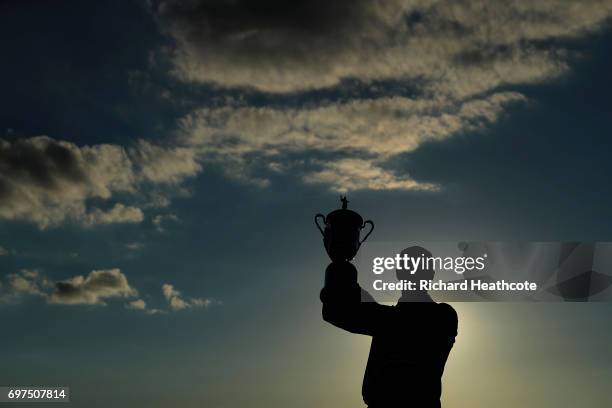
(320, 261), (394, 336)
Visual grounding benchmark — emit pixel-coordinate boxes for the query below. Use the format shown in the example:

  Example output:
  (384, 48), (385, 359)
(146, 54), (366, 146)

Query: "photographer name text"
(373, 279), (538, 292)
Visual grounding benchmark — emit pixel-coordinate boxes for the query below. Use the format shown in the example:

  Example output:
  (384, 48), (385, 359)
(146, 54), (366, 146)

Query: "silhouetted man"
(321, 246), (458, 408)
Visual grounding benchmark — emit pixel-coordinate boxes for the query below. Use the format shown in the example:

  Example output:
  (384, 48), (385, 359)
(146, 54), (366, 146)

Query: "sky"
(1, 1), (612, 407)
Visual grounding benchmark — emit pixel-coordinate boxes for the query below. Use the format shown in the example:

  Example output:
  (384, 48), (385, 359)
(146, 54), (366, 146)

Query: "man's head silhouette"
(397, 246), (435, 301)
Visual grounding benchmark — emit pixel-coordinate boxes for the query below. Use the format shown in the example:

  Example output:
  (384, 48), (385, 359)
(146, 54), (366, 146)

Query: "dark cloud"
(0, 136), (200, 228)
(0, 136), (87, 193)
(49, 269), (137, 305)
(156, 0), (369, 48)
(159, 0), (365, 34)
(154, 0), (612, 92)
(0, 136), (137, 227)
(154, 0), (386, 90)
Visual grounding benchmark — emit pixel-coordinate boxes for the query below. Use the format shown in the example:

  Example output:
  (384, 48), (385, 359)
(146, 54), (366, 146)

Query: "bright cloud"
(177, 92), (525, 190)
(162, 283), (217, 311)
(126, 298), (147, 310)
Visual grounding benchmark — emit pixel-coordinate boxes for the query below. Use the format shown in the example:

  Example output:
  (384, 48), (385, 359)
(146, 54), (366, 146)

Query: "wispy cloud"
(129, 139), (201, 185)
(126, 299), (164, 314)
(7, 269), (49, 297)
(303, 158), (438, 193)
(84, 203), (144, 226)
(125, 242), (145, 251)
(162, 283), (219, 311)
(152, 213), (179, 233)
(177, 92), (525, 191)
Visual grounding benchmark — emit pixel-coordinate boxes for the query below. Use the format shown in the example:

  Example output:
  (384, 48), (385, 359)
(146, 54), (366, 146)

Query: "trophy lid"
(326, 196), (363, 225)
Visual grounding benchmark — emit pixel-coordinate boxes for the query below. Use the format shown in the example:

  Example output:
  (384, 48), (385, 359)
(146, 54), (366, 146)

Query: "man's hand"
(321, 261), (359, 303)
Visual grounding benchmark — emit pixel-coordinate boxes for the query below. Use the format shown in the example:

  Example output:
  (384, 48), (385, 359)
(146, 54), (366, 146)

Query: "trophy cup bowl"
(315, 197), (374, 262)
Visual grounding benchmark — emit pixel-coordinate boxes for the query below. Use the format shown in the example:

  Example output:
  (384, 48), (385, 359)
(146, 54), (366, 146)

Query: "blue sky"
(1, 1), (612, 407)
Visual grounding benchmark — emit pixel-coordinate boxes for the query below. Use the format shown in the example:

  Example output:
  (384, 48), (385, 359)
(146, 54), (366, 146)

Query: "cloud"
(151, 1), (611, 192)
(84, 203), (144, 226)
(7, 269), (48, 296)
(1, 269), (50, 302)
(126, 298), (147, 310)
(303, 158), (438, 192)
(154, 0), (612, 94)
(0, 136), (135, 228)
(5, 1), (610, 210)
(129, 139), (201, 184)
(162, 283), (217, 311)
(0, 136), (200, 228)
(177, 92), (525, 190)
(125, 285), (218, 314)
(189, 297), (215, 308)
(181, 92), (524, 157)
(152, 0), (612, 191)
(1, 270), (218, 313)
(48, 269), (137, 305)
(154, 0), (372, 91)
(125, 242), (145, 251)
(126, 298), (165, 314)
(153, 213), (179, 232)
(162, 283), (187, 310)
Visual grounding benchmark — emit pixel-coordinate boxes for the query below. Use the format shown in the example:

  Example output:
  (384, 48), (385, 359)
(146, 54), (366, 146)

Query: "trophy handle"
(314, 214), (326, 236)
(360, 220), (374, 245)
